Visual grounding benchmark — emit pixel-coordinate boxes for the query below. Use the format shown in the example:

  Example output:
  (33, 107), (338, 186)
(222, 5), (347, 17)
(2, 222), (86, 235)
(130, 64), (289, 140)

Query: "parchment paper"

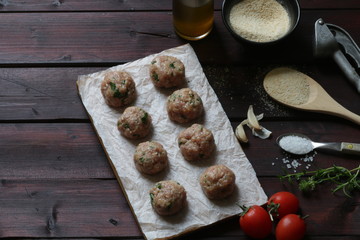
(77, 44), (267, 240)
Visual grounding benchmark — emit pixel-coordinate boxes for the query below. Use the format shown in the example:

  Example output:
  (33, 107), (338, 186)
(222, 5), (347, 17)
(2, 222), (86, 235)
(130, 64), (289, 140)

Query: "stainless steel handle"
(341, 142), (360, 155)
(333, 50), (360, 93)
(315, 142), (360, 155)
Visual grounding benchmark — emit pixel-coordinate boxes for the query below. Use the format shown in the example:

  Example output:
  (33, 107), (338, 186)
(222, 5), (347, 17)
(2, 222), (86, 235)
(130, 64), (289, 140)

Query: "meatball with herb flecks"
(101, 71), (136, 108)
(167, 88), (203, 123)
(178, 124), (215, 162)
(200, 165), (236, 200)
(117, 106), (152, 139)
(149, 180), (187, 216)
(134, 141), (168, 175)
(149, 55), (185, 88)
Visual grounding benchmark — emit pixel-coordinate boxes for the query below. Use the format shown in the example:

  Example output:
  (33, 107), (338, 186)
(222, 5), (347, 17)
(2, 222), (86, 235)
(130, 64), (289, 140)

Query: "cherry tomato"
(267, 191), (299, 219)
(239, 205), (272, 239)
(276, 214), (306, 240)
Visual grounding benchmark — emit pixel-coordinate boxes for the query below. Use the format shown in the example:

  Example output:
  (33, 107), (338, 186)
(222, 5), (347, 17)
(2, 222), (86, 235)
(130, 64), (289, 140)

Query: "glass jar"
(172, 0), (214, 41)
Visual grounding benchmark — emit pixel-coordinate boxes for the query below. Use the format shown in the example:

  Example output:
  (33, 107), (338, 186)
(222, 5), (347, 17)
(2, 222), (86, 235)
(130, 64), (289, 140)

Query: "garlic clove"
(247, 105), (262, 130)
(252, 127), (272, 139)
(235, 122), (248, 143)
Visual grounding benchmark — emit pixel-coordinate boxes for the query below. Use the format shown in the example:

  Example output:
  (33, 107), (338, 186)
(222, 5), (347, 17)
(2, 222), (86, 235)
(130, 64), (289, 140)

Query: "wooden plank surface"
(0, 179), (141, 238)
(0, 178), (359, 238)
(0, 0), (359, 239)
(0, 123), (112, 179)
(0, 11), (359, 65)
(0, 64), (359, 121)
(0, 0), (359, 12)
(0, 121), (359, 179)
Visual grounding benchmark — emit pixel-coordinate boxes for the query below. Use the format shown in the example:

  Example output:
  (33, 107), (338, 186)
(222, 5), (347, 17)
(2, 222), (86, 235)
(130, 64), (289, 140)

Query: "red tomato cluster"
(239, 191), (307, 240)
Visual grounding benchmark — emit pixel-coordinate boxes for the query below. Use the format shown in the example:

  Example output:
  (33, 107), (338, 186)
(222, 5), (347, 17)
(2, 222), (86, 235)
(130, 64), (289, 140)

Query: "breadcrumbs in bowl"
(222, 0), (300, 45)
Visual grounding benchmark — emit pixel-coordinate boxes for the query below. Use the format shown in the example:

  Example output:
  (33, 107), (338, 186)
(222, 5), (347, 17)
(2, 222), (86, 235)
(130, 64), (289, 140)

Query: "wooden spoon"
(263, 67), (360, 125)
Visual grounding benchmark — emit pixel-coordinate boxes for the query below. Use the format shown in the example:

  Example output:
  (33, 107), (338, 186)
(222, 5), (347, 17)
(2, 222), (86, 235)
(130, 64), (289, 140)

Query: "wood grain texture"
(0, 64), (359, 121)
(0, 121), (358, 179)
(0, 0), (174, 11)
(0, 11), (359, 65)
(0, 123), (113, 179)
(0, 179), (141, 238)
(0, 178), (359, 238)
(0, 0), (359, 12)
(0, 1), (359, 239)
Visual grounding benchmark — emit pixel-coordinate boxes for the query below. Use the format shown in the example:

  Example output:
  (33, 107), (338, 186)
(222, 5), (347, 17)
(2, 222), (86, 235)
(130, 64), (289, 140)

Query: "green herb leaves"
(109, 82), (117, 91)
(152, 73), (159, 82)
(149, 193), (154, 203)
(280, 165), (360, 197)
(141, 112), (148, 124)
(109, 81), (128, 99)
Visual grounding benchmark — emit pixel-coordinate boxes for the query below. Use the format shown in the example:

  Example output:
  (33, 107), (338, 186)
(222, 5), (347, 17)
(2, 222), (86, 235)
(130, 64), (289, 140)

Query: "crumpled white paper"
(77, 44), (267, 240)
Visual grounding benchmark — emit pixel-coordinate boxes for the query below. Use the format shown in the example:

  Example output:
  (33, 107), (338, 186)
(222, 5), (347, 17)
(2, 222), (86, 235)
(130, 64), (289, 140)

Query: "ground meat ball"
(200, 165), (236, 200)
(167, 88), (203, 123)
(149, 180), (187, 216)
(117, 106), (152, 139)
(178, 124), (215, 161)
(134, 141), (168, 175)
(101, 71), (136, 108)
(149, 55), (185, 88)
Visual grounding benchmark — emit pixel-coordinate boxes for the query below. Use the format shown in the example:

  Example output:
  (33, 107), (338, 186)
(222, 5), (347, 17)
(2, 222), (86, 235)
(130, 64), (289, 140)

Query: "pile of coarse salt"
(273, 151), (317, 173)
(273, 135), (317, 172)
(278, 135), (314, 155)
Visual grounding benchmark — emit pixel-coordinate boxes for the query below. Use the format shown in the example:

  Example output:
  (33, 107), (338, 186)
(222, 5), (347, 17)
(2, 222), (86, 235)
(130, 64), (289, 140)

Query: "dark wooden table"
(1, 0), (359, 239)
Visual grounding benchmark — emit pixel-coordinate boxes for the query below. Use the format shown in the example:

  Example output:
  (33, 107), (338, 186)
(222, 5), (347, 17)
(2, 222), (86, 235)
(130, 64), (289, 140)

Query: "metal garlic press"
(314, 18), (360, 93)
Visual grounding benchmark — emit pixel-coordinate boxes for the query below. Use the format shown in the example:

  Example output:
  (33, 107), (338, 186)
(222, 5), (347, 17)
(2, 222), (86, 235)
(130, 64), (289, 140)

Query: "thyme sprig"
(279, 165), (360, 197)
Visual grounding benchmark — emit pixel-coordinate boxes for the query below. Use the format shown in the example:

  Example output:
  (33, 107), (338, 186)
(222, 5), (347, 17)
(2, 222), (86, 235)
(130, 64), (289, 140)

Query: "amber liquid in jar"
(173, 0), (214, 41)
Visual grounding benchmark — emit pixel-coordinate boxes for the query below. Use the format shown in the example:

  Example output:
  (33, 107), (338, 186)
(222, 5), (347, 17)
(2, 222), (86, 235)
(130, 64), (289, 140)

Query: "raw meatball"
(101, 71), (136, 108)
(167, 88), (203, 123)
(178, 124), (215, 161)
(149, 55), (185, 88)
(200, 165), (236, 200)
(149, 180), (187, 216)
(117, 106), (152, 139)
(134, 141), (168, 175)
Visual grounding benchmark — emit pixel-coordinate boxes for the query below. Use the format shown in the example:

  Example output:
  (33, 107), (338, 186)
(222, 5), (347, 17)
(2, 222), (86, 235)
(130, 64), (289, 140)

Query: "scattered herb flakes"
(169, 93), (178, 102)
(166, 202), (173, 210)
(109, 82), (117, 91)
(141, 112), (148, 124)
(113, 88), (127, 99)
(152, 73), (159, 82)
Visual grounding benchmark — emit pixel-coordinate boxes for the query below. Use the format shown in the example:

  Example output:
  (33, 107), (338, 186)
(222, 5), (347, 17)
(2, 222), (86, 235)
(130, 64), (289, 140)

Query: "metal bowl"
(222, 0), (300, 45)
